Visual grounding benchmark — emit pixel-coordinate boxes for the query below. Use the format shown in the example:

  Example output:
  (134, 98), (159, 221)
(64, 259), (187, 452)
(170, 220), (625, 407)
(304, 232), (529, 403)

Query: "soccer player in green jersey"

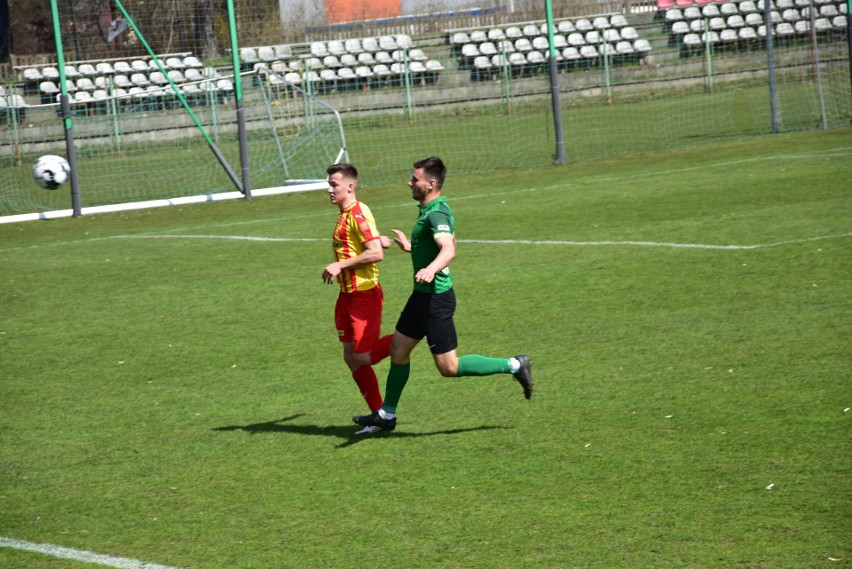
(353, 156), (533, 433)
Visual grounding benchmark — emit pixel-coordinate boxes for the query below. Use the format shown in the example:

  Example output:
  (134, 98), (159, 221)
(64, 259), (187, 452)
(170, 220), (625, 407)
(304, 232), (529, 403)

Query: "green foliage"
(1, 128), (850, 568)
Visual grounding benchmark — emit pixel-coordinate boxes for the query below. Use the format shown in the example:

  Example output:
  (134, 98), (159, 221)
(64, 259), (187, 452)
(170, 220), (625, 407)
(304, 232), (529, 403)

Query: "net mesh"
(1, 1), (850, 217)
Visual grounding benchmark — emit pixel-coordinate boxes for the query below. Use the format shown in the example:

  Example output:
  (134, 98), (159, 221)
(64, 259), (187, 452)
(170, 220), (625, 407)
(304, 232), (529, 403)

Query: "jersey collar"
(418, 195), (446, 214)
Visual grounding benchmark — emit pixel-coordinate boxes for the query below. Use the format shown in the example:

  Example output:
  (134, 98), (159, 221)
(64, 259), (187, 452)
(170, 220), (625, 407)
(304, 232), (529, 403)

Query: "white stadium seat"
(557, 20), (575, 33)
(345, 39), (362, 54)
(113, 74), (132, 88)
(616, 40), (635, 54)
(487, 28), (505, 41)
(562, 47), (581, 61)
(575, 19), (593, 32)
(739, 27), (758, 39)
(480, 42), (498, 56)
(470, 30), (487, 43)
(593, 16), (611, 30)
(611, 14), (628, 28)
(328, 40), (345, 56)
(580, 45), (598, 58)
(634, 39), (651, 53)
(23, 67), (42, 82)
(702, 4), (721, 17)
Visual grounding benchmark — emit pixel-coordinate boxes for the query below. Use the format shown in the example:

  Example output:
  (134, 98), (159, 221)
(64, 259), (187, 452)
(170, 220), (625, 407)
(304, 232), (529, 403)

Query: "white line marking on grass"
(109, 232), (851, 250)
(2, 232), (848, 254)
(0, 536), (182, 569)
(112, 234), (325, 243)
(461, 233), (852, 250)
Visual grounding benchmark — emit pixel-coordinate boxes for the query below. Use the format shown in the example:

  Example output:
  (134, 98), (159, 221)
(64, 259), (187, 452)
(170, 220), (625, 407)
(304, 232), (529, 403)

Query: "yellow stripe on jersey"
(332, 201), (380, 293)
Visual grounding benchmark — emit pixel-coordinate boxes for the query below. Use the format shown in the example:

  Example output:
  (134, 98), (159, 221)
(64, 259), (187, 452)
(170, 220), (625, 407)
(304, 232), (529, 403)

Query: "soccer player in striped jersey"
(353, 156), (533, 433)
(322, 163), (393, 428)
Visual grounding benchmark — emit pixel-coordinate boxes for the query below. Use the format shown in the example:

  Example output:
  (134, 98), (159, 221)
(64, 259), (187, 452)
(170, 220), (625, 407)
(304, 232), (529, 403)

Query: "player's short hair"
(414, 157), (446, 189)
(327, 162), (358, 180)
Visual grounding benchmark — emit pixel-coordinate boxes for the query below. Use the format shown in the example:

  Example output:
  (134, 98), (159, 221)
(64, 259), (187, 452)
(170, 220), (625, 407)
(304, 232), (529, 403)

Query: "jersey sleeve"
(426, 210), (453, 239)
(353, 202), (380, 242)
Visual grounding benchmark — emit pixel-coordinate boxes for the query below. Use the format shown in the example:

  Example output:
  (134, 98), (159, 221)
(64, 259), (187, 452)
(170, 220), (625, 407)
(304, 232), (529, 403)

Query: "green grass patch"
(1, 127), (850, 568)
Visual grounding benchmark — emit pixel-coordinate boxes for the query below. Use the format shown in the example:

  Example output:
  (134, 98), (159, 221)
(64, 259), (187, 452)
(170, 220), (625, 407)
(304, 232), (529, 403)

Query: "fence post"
(764, 0), (781, 132)
(545, 0), (566, 164)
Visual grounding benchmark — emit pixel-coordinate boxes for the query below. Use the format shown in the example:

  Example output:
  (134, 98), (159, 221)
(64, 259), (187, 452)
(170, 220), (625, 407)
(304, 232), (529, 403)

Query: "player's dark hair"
(327, 162), (358, 180)
(414, 157), (446, 189)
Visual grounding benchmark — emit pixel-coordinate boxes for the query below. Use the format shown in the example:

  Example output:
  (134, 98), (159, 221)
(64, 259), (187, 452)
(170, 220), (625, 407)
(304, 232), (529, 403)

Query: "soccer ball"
(32, 154), (71, 190)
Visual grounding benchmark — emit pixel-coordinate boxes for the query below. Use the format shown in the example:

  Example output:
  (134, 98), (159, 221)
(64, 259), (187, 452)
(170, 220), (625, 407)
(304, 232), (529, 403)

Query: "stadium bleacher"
(454, 15), (653, 81)
(662, 0), (848, 55)
(247, 33), (445, 93)
(16, 53), (232, 112)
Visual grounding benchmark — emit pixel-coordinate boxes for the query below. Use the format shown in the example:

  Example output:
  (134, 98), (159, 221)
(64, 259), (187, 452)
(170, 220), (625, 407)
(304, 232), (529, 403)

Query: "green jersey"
(410, 196), (455, 294)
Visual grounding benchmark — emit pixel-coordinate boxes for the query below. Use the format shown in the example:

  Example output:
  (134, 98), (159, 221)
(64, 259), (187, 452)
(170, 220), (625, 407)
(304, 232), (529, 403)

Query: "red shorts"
(334, 284), (384, 353)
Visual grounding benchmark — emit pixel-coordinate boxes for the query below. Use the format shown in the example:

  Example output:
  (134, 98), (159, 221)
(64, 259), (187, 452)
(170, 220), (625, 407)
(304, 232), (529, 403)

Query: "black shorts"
(395, 289), (458, 355)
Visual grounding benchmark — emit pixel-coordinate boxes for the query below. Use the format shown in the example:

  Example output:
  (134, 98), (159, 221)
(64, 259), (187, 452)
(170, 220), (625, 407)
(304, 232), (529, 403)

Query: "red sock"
(352, 365), (383, 412)
(370, 334), (394, 365)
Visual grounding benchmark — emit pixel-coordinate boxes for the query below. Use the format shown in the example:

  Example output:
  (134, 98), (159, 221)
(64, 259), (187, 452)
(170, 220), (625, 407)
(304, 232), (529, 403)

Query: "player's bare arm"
(390, 229), (411, 252)
(415, 233), (456, 284)
(322, 238), (385, 284)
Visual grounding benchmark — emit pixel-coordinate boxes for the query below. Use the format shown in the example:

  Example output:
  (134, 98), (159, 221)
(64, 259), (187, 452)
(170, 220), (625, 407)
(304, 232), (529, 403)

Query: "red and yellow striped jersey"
(332, 201), (381, 293)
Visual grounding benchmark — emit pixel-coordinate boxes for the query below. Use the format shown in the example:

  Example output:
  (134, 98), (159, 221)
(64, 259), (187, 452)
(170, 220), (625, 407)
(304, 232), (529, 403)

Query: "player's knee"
(343, 351), (364, 371)
(436, 361), (458, 377)
(389, 343), (411, 364)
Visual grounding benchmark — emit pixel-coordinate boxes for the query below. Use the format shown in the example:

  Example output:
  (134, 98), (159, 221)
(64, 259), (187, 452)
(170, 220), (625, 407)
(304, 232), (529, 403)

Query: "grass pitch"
(1, 127), (850, 568)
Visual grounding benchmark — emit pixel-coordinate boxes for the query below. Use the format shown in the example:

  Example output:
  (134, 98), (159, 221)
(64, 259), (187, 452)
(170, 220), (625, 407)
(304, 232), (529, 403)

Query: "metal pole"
(846, 0), (852, 102)
(207, 67), (219, 142)
(545, 0), (566, 164)
(602, 42), (613, 103)
(8, 91), (21, 164)
(764, 0), (780, 132)
(108, 77), (121, 152)
(808, 0), (827, 129)
(501, 42), (512, 114)
(403, 47), (414, 125)
(704, 19), (714, 92)
(227, 0), (252, 198)
(50, 0), (82, 217)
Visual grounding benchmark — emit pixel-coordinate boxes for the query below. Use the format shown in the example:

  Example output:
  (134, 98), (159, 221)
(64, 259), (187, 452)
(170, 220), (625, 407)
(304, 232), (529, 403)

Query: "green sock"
(457, 354), (513, 377)
(381, 362), (410, 414)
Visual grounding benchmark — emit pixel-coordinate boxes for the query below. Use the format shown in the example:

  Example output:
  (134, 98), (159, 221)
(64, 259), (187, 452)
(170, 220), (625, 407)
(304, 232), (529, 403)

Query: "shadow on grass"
(212, 414), (511, 448)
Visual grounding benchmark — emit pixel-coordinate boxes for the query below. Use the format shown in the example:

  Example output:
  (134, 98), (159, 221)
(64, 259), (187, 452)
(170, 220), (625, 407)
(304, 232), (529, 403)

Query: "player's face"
(327, 172), (354, 208)
(408, 167), (434, 203)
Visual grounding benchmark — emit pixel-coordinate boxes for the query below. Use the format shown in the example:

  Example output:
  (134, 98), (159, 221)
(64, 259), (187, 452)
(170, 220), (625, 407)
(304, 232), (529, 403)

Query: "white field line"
(460, 233), (852, 250)
(1, 232), (849, 255)
(101, 231), (852, 250)
(0, 536), (181, 569)
(1, 232), (850, 254)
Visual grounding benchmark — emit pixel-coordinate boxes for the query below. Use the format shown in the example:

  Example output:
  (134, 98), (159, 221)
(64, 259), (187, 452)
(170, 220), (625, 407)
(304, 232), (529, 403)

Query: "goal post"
(49, 0), (82, 217)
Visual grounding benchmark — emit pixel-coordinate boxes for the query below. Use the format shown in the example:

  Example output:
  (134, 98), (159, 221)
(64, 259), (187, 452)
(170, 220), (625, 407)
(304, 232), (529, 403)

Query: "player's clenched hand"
(391, 229), (411, 252)
(415, 267), (435, 284)
(322, 262), (341, 284)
